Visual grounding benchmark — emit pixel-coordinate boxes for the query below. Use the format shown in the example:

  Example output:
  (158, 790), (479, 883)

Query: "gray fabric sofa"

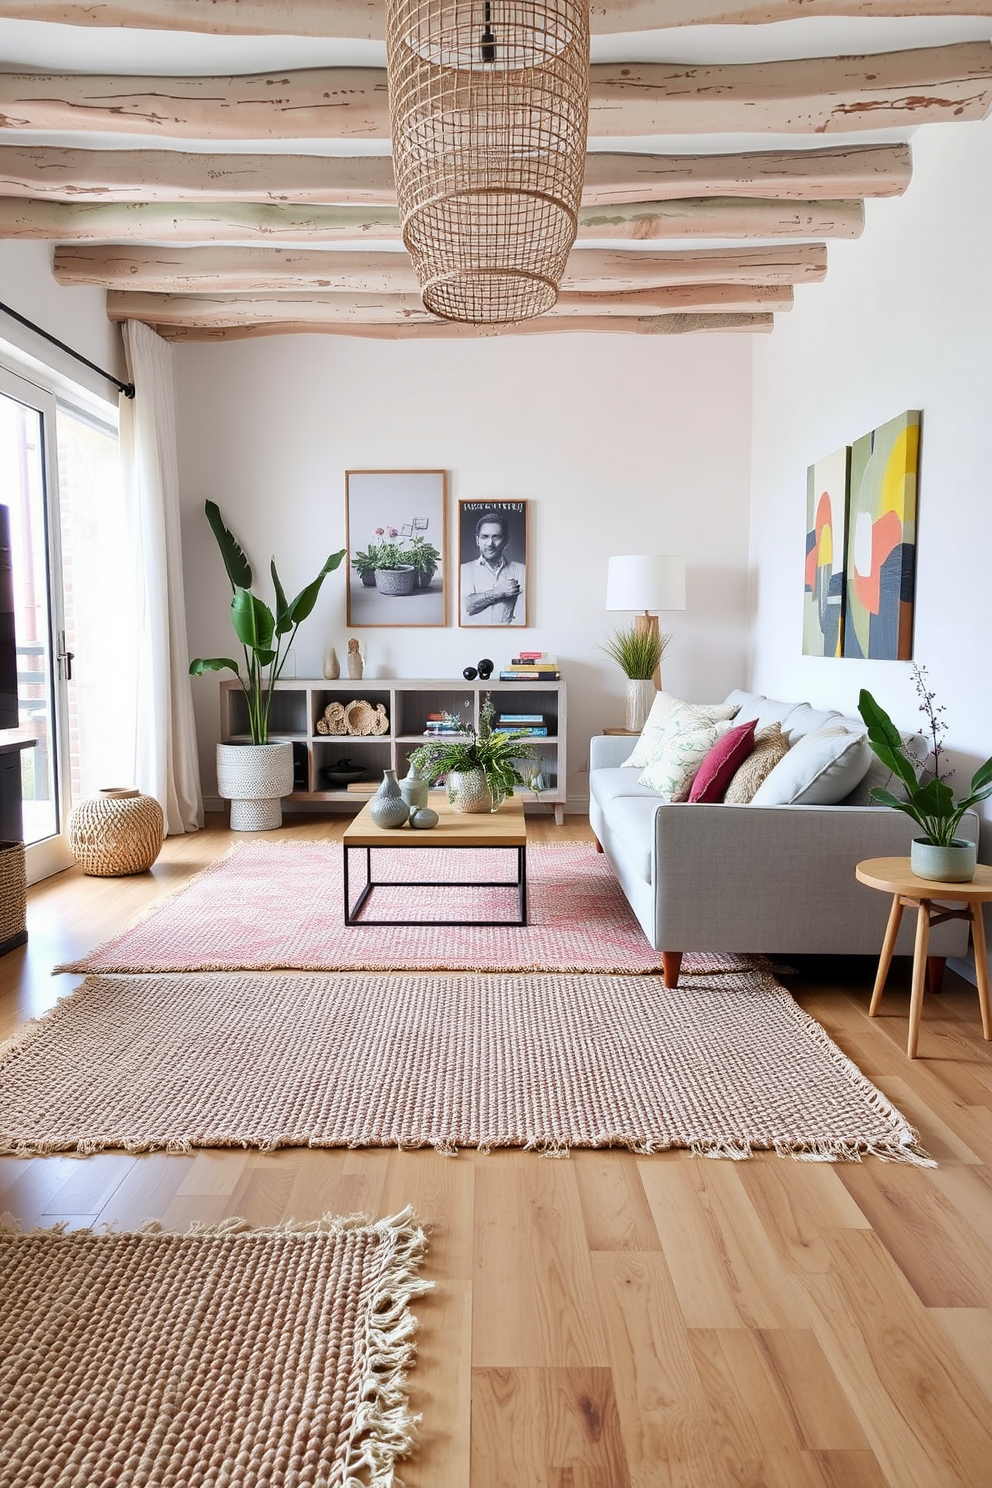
(589, 689), (979, 986)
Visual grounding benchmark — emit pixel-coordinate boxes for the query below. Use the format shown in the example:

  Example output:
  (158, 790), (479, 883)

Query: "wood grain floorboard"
(0, 814), (991, 1484)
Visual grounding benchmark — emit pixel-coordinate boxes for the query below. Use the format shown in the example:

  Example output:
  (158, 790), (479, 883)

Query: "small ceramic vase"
(409, 807), (439, 830)
(370, 768), (409, 829)
(399, 760), (429, 814)
(322, 646), (340, 680)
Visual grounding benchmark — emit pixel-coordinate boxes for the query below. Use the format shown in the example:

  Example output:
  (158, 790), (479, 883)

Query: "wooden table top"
(856, 856), (992, 900)
(343, 791), (527, 848)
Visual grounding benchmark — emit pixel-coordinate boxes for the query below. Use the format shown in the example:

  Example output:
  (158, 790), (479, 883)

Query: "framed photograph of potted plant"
(345, 470), (447, 627)
(458, 499), (528, 627)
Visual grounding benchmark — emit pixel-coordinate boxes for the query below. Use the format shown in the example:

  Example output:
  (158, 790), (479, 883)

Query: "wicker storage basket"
(0, 840), (26, 951)
(67, 788), (165, 877)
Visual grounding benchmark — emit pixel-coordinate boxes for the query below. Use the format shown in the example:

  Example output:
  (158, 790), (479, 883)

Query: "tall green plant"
(858, 664), (992, 847)
(601, 624), (670, 680)
(190, 500), (345, 744)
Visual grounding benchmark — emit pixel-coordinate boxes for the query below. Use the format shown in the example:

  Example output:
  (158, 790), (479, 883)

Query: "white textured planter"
(447, 768), (493, 813)
(624, 678), (656, 733)
(910, 837), (977, 883)
(216, 741), (295, 832)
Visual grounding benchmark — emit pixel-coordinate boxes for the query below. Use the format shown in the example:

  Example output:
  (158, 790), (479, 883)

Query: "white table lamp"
(606, 554), (686, 689)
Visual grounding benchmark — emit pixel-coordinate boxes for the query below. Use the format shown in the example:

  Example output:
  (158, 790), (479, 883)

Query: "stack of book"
(423, 712), (468, 737)
(499, 652), (561, 681)
(493, 711), (549, 737)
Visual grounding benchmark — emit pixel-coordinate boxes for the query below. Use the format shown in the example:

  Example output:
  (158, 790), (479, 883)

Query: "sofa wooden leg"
(661, 952), (683, 988)
(928, 956), (946, 995)
(594, 836), (604, 853)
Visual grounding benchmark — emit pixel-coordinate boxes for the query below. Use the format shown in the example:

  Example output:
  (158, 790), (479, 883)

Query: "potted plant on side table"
(602, 623), (670, 733)
(858, 664), (992, 882)
(190, 500), (345, 831)
(409, 695), (538, 812)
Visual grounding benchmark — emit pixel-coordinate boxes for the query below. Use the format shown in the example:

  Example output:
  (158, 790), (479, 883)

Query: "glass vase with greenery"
(601, 624), (669, 679)
(409, 695), (538, 809)
(858, 664), (992, 847)
(189, 500), (345, 744)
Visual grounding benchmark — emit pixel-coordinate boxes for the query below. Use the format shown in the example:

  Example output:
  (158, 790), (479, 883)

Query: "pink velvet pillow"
(688, 718), (758, 803)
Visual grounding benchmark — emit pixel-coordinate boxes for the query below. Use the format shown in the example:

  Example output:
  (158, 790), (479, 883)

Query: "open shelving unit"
(219, 676), (567, 824)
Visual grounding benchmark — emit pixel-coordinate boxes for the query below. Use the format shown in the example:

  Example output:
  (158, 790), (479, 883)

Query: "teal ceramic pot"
(370, 768), (410, 828)
(910, 837), (977, 883)
(409, 807), (439, 830)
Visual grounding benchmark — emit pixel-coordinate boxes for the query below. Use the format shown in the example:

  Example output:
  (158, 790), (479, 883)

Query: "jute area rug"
(0, 1209), (430, 1488)
(0, 969), (931, 1162)
(55, 840), (737, 976)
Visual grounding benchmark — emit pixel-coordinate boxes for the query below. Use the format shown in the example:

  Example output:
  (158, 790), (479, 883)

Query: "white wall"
(0, 241), (126, 398)
(174, 330), (754, 804)
(750, 115), (992, 849)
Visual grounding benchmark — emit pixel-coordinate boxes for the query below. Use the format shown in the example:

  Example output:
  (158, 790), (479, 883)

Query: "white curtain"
(119, 320), (202, 834)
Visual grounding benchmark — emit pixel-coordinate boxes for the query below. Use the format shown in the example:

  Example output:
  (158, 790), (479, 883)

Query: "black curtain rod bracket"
(0, 298), (135, 399)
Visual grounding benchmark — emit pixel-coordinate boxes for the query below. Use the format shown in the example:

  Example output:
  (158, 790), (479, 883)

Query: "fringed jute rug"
(0, 969), (931, 1162)
(55, 840), (739, 977)
(0, 1209), (430, 1488)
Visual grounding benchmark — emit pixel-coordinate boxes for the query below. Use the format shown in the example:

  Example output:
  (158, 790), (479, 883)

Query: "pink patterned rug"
(57, 841), (740, 976)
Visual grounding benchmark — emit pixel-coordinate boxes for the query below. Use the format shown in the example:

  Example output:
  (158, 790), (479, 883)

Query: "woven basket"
(344, 699), (390, 736)
(67, 789), (165, 877)
(0, 840), (26, 948)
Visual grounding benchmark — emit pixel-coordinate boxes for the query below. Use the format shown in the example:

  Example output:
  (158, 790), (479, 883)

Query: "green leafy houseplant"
(858, 665), (992, 847)
(407, 534), (441, 579)
(409, 695), (538, 809)
(351, 545), (380, 582)
(601, 624), (669, 680)
(190, 500), (345, 744)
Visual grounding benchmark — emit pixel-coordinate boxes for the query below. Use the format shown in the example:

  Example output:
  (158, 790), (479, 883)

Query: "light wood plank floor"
(3, 813), (992, 1487)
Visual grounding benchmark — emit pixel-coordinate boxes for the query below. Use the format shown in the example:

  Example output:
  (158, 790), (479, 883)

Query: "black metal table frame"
(343, 841), (527, 927)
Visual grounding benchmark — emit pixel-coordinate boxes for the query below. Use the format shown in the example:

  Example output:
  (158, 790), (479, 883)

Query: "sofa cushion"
(638, 713), (733, 801)
(590, 766), (669, 811)
(723, 722), (790, 803)
(689, 719), (758, 803)
(781, 702), (845, 744)
(621, 692), (739, 768)
(606, 796), (662, 882)
(752, 724), (872, 806)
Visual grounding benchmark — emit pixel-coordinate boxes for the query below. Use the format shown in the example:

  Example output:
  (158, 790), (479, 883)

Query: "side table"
(856, 856), (992, 1058)
(602, 728), (639, 736)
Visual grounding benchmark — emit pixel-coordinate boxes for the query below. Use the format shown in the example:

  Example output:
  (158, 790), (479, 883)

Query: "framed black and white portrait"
(457, 499), (528, 628)
(346, 470), (447, 627)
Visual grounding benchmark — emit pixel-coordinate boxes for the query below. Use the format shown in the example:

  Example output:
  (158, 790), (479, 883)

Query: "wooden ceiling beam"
(150, 313), (777, 341)
(101, 283), (793, 322)
(0, 45), (987, 139)
(0, 143), (912, 206)
(53, 243), (829, 292)
(0, 196), (862, 240)
(1, 1), (990, 41)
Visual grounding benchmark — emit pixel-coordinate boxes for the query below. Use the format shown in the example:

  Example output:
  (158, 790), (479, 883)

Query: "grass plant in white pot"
(602, 624), (670, 733)
(190, 501), (345, 830)
(858, 665), (992, 883)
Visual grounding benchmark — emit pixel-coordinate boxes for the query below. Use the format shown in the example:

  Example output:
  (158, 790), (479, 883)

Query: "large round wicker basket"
(67, 788), (164, 877)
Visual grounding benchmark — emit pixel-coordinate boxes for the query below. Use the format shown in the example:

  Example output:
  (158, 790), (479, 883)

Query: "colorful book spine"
(497, 714), (545, 724)
(494, 726), (549, 736)
(498, 671), (561, 681)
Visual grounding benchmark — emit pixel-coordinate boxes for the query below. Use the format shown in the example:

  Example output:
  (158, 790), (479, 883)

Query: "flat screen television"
(0, 506), (20, 731)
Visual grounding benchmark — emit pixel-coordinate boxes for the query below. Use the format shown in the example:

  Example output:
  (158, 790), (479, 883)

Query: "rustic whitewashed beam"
(0, 196), (860, 241)
(103, 284), (792, 324)
(2, 1), (990, 41)
(151, 313), (776, 341)
(0, 143), (911, 207)
(53, 243), (828, 293)
(0, 46), (988, 140)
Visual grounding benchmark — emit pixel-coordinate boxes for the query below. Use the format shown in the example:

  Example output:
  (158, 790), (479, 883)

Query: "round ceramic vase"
(447, 768), (493, 814)
(910, 837), (977, 883)
(371, 768), (410, 828)
(410, 807), (439, 830)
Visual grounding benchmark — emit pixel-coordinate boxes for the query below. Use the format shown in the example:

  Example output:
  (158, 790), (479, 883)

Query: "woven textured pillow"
(723, 722), (790, 804)
(621, 693), (739, 769)
(638, 715), (733, 801)
(689, 718), (758, 803)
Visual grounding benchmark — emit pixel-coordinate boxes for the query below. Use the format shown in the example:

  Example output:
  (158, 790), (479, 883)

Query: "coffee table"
(342, 793), (528, 926)
(856, 856), (992, 1058)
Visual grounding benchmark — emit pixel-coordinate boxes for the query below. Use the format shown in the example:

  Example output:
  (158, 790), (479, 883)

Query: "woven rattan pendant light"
(386, 0), (590, 324)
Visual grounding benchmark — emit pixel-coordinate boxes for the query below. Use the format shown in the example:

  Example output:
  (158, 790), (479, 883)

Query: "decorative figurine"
(347, 637), (364, 679)
(463, 665), (478, 680)
(477, 658), (494, 679)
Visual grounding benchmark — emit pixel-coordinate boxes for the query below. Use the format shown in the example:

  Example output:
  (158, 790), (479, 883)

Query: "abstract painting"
(843, 410), (921, 660)
(803, 445), (850, 657)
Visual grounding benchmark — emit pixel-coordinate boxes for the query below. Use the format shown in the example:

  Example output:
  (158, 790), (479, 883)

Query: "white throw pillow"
(751, 724), (873, 806)
(638, 715), (733, 801)
(621, 693), (739, 768)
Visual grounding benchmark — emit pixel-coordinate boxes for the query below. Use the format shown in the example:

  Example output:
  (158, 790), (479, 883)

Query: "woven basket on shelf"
(67, 788), (164, 877)
(0, 840), (26, 949)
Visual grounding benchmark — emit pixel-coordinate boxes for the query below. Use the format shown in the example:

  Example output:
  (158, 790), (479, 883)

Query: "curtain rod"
(0, 298), (135, 399)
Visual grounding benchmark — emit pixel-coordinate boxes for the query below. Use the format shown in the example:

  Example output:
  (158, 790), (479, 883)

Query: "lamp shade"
(606, 555), (686, 613)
